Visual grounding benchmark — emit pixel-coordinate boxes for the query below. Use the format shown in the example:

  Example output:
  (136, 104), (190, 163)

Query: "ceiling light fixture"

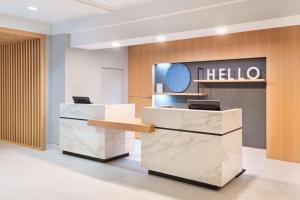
(156, 35), (166, 42)
(112, 41), (121, 47)
(27, 6), (38, 11)
(216, 27), (228, 35)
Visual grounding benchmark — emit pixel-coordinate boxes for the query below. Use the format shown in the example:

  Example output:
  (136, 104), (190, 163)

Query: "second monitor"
(187, 100), (221, 111)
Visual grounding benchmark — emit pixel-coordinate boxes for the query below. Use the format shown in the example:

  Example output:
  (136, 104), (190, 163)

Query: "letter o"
(247, 67), (260, 80)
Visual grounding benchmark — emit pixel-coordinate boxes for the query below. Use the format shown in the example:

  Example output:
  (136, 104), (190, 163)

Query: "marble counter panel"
(60, 103), (135, 160)
(60, 119), (134, 160)
(104, 129), (134, 158)
(141, 129), (242, 187)
(141, 107), (243, 188)
(60, 119), (105, 159)
(60, 104), (135, 120)
(142, 107), (242, 134)
(221, 129), (243, 185)
(60, 104), (105, 119)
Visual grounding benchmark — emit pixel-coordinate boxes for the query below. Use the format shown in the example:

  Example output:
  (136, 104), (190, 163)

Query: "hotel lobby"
(1, 0), (300, 199)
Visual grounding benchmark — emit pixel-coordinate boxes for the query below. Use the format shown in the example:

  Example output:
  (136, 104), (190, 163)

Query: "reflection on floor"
(0, 140), (300, 200)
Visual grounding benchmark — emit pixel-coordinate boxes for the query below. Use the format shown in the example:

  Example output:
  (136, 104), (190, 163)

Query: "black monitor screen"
(72, 96), (92, 104)
(187, 100), (221, 111)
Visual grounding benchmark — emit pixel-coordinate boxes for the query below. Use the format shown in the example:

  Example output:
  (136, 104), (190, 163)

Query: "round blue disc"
(164, 63), (191, 93)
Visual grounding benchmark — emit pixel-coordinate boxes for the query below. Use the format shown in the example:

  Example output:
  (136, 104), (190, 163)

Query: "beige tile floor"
(0, 140), (300, 200)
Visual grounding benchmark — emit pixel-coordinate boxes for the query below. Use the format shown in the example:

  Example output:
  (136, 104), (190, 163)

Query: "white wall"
(46, 34), (68, 145)
(65, 47), (128, 104)
(46, 35), (128, 145)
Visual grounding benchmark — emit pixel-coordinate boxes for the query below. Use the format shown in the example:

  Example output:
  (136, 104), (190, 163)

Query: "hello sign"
(206, 66), (261, 80)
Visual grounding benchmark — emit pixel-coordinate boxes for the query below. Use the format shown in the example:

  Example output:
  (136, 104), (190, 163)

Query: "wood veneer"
(0, 27), (43, 45)
(0, 29), (45, 150)
(88, 118), (155, 133)
(128, 25), (300, 163)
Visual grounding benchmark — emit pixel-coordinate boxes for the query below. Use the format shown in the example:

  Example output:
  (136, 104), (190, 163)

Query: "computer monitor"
(72, 96), (92, 104)
(187, 100), (221, 111)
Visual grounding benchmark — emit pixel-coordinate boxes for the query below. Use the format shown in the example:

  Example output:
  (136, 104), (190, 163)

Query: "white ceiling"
(88, 0), (156, 9)
(1, 0), (300, 49)
(0, 0), (157, 24)
(65, 0), (300, 49)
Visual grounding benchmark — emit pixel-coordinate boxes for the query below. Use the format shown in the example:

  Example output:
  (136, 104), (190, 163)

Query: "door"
(101, 67), (124, 104)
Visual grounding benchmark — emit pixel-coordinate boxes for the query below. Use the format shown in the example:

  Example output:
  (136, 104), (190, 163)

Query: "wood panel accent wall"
(128, 96), (152, 139)
(128, 25), (300, 163)
(0, 27), (41, 45)
(0, 37), (45, 150)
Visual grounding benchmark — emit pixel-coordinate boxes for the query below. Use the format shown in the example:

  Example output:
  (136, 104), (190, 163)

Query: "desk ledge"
(87, 118), (155, 133)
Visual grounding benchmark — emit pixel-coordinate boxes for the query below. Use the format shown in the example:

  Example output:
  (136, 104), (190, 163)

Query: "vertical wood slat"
(0, 38), (45, 150)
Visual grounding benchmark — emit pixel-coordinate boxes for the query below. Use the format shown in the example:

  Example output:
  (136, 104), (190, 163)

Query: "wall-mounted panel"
(0, 38), (45, 150)
(153, 58), (266, 149)
(128, 25), (300, 163)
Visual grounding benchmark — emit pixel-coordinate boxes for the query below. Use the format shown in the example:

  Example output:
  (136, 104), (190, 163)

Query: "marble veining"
(60, 119), (106, 158)
(60, 103), (135, 120)
(142, 107), (241, 134)
(221, 110), (242, 133)
(141, 107), (243, 187)
(142, 129), (242, 187)
(60, 103), (135, 160)
(60, 104), (105, 119)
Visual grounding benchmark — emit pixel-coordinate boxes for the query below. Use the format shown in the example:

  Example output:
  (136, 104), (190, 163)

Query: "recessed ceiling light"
(156, 35), (166, 42)
(216, 27), (228, 35)
(28, 6), (38, 11)
(112, 41), (121, 47)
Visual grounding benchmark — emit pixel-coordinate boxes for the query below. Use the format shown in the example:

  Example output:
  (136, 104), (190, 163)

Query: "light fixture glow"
(156, 35), (166, 42)
(112, 41), (121, 47)
(216, 27), (228, 35)
(28, 6), (38, 11)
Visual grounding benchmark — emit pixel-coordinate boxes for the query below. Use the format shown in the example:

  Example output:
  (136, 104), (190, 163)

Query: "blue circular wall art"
(164, 63), (191, 93)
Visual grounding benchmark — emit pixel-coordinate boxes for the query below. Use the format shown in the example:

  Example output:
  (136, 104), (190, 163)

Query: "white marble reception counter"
(141, 107), (243, 189)
(59, 103), (135, 162)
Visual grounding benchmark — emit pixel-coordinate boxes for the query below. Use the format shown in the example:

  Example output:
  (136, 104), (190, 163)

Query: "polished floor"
(0, 141), (300, 200)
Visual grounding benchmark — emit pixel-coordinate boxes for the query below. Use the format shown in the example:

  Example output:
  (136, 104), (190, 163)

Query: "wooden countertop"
(87, 118), (155, 133)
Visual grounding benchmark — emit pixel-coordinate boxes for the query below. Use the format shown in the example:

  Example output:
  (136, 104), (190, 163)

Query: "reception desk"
(141, 107), (243, 189)
(59, 103), (135, 162)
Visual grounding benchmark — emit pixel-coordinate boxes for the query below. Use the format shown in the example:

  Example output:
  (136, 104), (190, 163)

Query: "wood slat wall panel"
(128, 25), (300, 163)
(0, 38), (45, 150)
(0, 27), (43, 45)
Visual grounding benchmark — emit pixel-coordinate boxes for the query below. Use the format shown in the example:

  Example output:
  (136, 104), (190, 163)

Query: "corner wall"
(46, 34), (68, 145)
(46, 35), (128, 145)
(65, 47), (128, 104)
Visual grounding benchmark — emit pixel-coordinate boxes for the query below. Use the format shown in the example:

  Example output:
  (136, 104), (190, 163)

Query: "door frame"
(100, 65), (128, 104)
